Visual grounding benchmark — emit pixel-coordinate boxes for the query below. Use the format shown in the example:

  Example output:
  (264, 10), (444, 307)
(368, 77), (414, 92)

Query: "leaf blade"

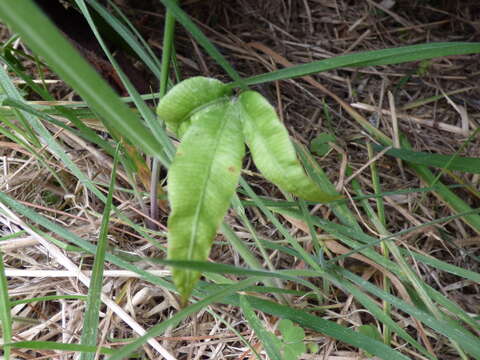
(167, 101), (244, 303)
(235, 42), (480, 87)
(375, 145), (480, 174)
(240, 296), (282, 360)
(238, 91), (340, 202)
(156, 76), (227, 134)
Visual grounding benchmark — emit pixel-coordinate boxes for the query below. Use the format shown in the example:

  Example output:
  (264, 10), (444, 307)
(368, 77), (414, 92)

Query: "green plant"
(275, 319), (307, 359)
(310, 132), (336, 157)
(157, 76), (340, 303)
(1, 1), (480, 360)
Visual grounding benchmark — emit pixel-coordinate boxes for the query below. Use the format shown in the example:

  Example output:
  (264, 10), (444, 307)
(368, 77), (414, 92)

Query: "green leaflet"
(160, 78), (340, 303)
(167, 101), (245, 303)
(238, 91), (340, 202)
(156, 76), (227, 134)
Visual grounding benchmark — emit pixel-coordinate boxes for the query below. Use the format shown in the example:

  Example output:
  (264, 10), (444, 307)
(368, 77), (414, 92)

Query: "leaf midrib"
(186, 105), (233, 266)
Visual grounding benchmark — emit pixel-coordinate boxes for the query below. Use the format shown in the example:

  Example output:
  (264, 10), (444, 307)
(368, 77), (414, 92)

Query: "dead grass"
(1, 0), (479, 359)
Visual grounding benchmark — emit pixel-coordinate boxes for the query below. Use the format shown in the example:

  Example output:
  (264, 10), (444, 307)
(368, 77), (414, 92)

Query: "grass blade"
(0, 251), (12, 360)
(234, 295), (411, 360)
(375, 145), (480, 174)
(240, 296), (282, 360)
(0, 0), (165, 160)
(80, 146), (120, 360)
(158, 0), (245, 86)
(86, 0), (162, 80)
(0, 192), (173, 290)
(236, 42), (480, 86)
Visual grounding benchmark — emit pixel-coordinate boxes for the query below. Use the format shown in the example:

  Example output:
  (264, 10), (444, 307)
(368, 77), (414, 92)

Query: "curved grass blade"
(156, 76), (227, 135)
(80, 145), (120, 360)
(238, 91), (340, 202)
(338, 267), (480, 358)
(74, 0), (174, 163)
(405, 250), (480, 283)
(236, 42), (480, 87)
(0, 251), (12, 360)
(0, 0), (165, 160)
(229, 295), (411, 360)
(167, 101), (245, 303)
(159, 0), (245, 86)
(0, 192), (173, 290)
(375, 145), (480, 174)
(86, 0), (163, 80)
(240, 296), (282, 360)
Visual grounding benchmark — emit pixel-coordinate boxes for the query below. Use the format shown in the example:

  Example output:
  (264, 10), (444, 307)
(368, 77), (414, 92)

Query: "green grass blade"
(234, 295), (411, 360)
(0, 251), (12, 360)
(162, 259), (432, 359)
(0, 0), (165, 160)
(158, 0), (245, 86)
(240, 296), (282, 360)
(0, 65), (112, 203)
(2, 97), (116, 156)
(375, 145), (480, 174)
(80, 146), (120, 360)
(338, 267), (480, 358)
(229, 195), (287, 304)
(86, 0), (162, 80)
(74, 0), (174, 163)
(236, 42), (480, 87)
(404, 250), (480, 284)
(403, 155), (480, 234)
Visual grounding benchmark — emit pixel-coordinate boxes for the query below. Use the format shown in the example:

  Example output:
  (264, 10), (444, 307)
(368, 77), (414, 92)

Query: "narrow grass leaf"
(375, 145), (480, 174)
(86, 0), (162, 79)
(237, 42), (480, 86)
(404, 250), (480, 284)
(0, 65), (110, 203)
(153, 259), (430, 358)
(80, 146), (120, 360)
(338, 267), (480, 358)
(2, 97), (116, 156)
(0, 192), (174, 291)
(240, 296), (282, 360)
(295, 142), (361, 230)
(0, 0), (165, 160)
(404, 156), (480, 234)
(74, 0), (174, 163)
(232, 295), (411, 360)
(0, 251), (12, 360)
(159, 0), (245, 85)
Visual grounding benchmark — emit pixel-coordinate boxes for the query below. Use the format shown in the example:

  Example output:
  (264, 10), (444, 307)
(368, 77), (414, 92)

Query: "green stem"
(150, 1), (177, 228)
